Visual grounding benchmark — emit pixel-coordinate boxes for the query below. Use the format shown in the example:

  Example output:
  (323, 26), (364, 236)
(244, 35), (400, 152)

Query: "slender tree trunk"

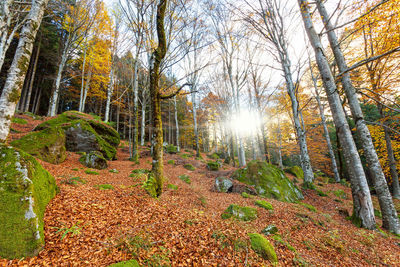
(141, 93), (146, 146)
(310, 65), (340, 182)
(48, 44), (68, 116)
(0, 0), (17, 72)
(316, 0), (399, 234)
(80, 66), (92, 112)
(0, 0), (49, 142)
(173, 95), (180, 151)
(299, 0), (376, 229)
(24, 38), (41, 112)
(104, 69), (114, 122)
(378, 105), (400, 199)
(277, 119), (283, 169)
(191, 89), (200, 157)
(79, 45), (87, 112)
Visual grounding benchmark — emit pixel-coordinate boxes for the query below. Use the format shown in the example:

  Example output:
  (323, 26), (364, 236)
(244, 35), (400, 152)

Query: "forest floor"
(1, 114), (400, 266)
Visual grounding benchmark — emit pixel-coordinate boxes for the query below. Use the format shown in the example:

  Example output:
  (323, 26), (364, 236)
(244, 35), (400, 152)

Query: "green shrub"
(333, 189), (347, 199)
(165, 144), (178, 154)
(132, 169), (150, 174)
(208, 153), (220, 160)
(109, 169), (119, 173)
(241, 192), (251, 198)
(167, 160), (175, 165)
(167, 184), (178, 190)
(316, 189), (328, 197)
(183, 164), (195, 171)
(179, 174), (191, 184)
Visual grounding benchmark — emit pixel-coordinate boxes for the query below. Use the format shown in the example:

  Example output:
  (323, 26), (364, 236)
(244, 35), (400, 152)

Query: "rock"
(207, 161), (220, 171)
(285, 165), (304, 180)
(261, 225), (278, 235)
(248, 233), (278, 262)
(34, 111), (119, 160)
(11, 127), (66, 164)
(230, 180), (258, 195)
(0, 145), (58, 259)
(79, 151), (108, 169)
(254, 200), (274, 210)
(221, 204), (257, 221)
(231, 160), (303, 202)
(215, 177), (233, 192)
(164, 144), (178, 154)
(108, 259), (140, 267)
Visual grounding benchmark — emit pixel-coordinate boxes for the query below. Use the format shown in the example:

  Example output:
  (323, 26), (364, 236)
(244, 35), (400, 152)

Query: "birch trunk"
(79, 46), (87, 112)
(80, 66), (92, 112)
(131, 56), (140, 162)
(316, 0), (399, 234)
(0, 0), (17, 71)
(310, 66), (340, 182)
(0, 0), (49, 142)
(191, 89), (200, 157)
(104, 68), (114, 122)
(299, 0), (376, 229)
(277, 119), (283, 169)
(48, 48), (68, 116)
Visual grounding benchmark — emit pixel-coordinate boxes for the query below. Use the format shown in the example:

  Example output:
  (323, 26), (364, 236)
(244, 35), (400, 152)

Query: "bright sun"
(229, 110), (261, 136)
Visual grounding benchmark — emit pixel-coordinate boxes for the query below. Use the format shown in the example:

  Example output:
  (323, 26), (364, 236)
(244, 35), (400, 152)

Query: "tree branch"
(160, 83), (192, 99)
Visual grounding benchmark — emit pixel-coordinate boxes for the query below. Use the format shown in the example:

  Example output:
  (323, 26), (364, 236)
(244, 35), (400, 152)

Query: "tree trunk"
(316, 0), (399, 234)
(80, 66), (92, 112)
(24, 38), (41, 112)
(141, 92), (146, 146)
(0, 0), (49, 142)
(310, 64), (340, 182)
(48, 44), (68, 116)
(191, 89), (200, 157)
(174, 96), (180, 152)
(299, 0), (376, 229)
(104, 68), (114, 123)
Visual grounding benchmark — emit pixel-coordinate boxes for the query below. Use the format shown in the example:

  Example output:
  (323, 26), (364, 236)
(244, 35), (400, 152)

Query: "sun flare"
(229, 110), (261, 136)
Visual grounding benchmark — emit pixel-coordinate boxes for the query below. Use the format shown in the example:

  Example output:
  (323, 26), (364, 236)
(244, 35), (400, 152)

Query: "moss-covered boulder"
(34, 111), (119, 160)
(11, 127), (66, 164)
(215, 177), (233, 192)
(79, 151), (108, 169)
(0, 145), (58, 259)
(231, 160), (303, 202)
(285, 165), (304, 180)
(221, 204), (257, 221)
(248, 233), (278, 262)
(261, 225), (278, 235)
(207, 161), (220, 171)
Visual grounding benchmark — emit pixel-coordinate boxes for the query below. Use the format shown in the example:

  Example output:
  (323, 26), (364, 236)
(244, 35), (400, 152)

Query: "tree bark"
(299, 0), (376, 229)
(24, 37), (41, 112)
(0, 0), (49, 142)
(141, 90), (146, 146)
(316, 0), (399, 234)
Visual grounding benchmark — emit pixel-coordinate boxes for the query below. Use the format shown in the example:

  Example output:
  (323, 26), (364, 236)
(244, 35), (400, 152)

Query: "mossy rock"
(221, 204), (257, 221)
(184, 164), (195, 171)
(285, 165), (304, 180)
(207, 161), (220, 171)
(0, 145), (58, 259)
(261, 225), (278, 235)
(165, 144), (178, 154)
(254, 200), (273, 210)
(34, 111), (119, 160)
(231, 160), (303, 202)
(242, 192), (251, 198)
(214, 177), (233, 193)
(207, 153), (220, 160)
(11, 127), (66, 164)
(248, 233), (278, 262)
(79, 151), (108, 170)
(108, 259), (140, 267)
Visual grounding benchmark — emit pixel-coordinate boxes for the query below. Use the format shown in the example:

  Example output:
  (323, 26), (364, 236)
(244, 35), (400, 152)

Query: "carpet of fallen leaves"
(1, 114), (400, 266)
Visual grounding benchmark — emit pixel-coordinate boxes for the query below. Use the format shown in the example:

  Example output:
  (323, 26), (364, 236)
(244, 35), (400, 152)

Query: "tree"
(298, 0), (376, 230)
(0, 0), (49, 142)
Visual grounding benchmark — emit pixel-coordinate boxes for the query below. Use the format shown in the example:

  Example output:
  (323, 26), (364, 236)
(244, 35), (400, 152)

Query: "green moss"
(167, 184), (178, 190)
(72, 168), (79, 171)
(254, 200), (274, 210)
(61, 177), (87, 186)
(248, 233), (278, 262)
(261, 225), (278, 235)
(179, 174), (191, 184)
(316, 189), (328, 197)
(94, 184), (114, 190)
(241, 192), (251, 198)
(232, 160), (303, 202)
(207, 161), (220, 171)
(11, 127), (66, 164)
(333, 189), (347, 199)
(143, 173), (158, 198)
(0, 145), (58, 259)
(221, 204), (257, 221)
(79, 151), (107, 170)
(108, 259), (140, 267)
(132, 169), (150, 174)
(285, 166), (304, 179)
(302, 181), (316, 190)
(167, 160), (175, 165)
(180, 153), (191, 159)
(183, 164), (196, 171)
(208, 153), (220, 160)
(12, 117), (27, 124)
(165, 144), (177, 154)
(299, 202), (316, 212)
(109, 169), (119, 173)
(85, 169), (99, 175)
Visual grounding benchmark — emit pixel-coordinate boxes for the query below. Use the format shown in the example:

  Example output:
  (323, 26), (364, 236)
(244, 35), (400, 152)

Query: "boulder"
(0, 145), (58, 259)
(214, 177), (233, 192)
(248, 233), (278, 262)
(231, 160), (303, 202)
(34, 111), (119, 160)
(285, 165), (304, 180)
(261, 225), (278, 235)
(79, 151), (108, 169)
(10, 126), (66, 164)
(221, 204), (257, 221)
